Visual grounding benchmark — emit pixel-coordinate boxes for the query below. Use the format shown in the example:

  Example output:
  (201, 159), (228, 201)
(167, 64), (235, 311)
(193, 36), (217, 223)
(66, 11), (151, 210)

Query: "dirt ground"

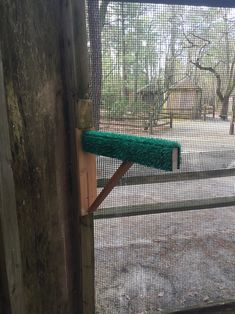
(95, 208), (235, 313)
(94, 119), (235, 313)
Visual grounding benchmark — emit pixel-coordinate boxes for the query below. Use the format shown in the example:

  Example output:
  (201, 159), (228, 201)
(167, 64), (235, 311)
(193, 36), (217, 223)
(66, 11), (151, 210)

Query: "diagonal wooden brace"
(85, 147), (179, 215)
(78, 147), (179, 216)
(87, 161), (133, 214)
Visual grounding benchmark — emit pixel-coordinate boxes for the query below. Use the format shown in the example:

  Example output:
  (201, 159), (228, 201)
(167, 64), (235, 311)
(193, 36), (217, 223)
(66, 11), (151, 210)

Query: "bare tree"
(184, 12), (235, 120)
(165, 6), (178, 90)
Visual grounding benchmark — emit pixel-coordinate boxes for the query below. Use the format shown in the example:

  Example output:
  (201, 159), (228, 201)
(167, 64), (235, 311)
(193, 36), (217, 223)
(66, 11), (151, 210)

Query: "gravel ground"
(95, 119), (235, 313)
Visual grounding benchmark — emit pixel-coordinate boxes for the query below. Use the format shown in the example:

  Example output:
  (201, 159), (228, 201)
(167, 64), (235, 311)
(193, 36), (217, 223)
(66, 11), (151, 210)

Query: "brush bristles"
(82, 131), (181, 171)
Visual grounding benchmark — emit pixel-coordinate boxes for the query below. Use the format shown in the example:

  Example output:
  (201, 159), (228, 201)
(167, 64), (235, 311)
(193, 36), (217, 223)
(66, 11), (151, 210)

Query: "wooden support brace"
(77, 130), (133, 216)
(87, 161), (133, 214)
(79, 145), (179, 216)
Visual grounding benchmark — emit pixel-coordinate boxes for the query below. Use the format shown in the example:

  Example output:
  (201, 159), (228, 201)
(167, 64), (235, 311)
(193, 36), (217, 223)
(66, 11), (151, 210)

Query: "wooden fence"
(100, 105), (217, 134)
(100, 111), (173, 134)
(95, 167), (235, 220)
(203, 105), (216, 120)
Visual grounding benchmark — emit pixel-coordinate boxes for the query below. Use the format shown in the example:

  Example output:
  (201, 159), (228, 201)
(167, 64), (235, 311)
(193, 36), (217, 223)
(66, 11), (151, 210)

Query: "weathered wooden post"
(0, 48), (25, 314)
(229, 102), (235, 135)
(0, 1), (81, 313)
(62, 0), (96, 312)
(212, 104), (216, 119)
(203, 106), (207, 121)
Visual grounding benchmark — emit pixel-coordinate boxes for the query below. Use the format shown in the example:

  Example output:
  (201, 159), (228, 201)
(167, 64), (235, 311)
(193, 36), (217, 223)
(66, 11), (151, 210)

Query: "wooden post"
(0, 49), (25, 314)
(62, 0), (95, 312)
(212, 104), (215, 119)
(149, 108), (154, 135)
(170, 112), (173, 128)
(203, 106), (206, 121)
(229, 102), (235, 135)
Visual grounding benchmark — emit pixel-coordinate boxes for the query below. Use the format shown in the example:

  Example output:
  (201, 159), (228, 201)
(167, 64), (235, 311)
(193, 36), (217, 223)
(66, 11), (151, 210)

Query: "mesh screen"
(87, 2), (235, 312)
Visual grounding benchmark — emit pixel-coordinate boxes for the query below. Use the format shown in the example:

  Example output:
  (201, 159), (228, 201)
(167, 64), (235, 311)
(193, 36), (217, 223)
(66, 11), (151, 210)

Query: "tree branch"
(191, 60), (224, 102)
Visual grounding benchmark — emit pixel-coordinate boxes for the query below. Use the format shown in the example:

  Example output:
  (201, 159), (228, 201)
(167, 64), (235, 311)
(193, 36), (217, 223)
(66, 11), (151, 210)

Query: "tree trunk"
(121, 3), (129, 101)
(165, 6), (177, 90)
(224, 13), (230, 79)
(0, 1), (74, 313)
(87, 0), (102, 129)
(134, 51), (139, 103)
(100, 0), (110, 31)
(220, 97), (230, 120)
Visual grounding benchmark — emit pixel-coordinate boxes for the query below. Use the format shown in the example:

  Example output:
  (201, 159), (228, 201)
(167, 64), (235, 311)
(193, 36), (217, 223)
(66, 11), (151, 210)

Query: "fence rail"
(94, 196), (235, 219)
(100, 111), (173, 131)
(100, 106), (217, 131)
(97, 168), (235, 188)
(95, 165), (235, 219)
(203, 105), (216, 120)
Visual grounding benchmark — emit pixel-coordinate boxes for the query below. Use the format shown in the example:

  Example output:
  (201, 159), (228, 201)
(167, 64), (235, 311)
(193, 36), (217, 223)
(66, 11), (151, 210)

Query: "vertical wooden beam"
(76, 128), (97, 217)
(0, 49), (25, 314)
(229, 101), (235, 135)
(62, 0), (95, 313)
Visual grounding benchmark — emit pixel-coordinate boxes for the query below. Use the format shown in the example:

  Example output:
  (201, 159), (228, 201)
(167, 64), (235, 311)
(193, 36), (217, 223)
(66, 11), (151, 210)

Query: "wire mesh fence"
(87, 1), (235, 312)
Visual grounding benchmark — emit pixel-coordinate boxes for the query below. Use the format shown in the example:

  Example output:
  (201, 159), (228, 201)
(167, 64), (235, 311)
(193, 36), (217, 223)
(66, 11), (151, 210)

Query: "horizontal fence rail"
(96, 164), (235, 219)
(97, 168), (235, 187)
(94, 196), (235, 219)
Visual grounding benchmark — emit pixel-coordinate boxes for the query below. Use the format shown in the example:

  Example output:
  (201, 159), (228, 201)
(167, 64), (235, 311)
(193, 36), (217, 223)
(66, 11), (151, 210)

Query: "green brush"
(82, 130), (181, 171)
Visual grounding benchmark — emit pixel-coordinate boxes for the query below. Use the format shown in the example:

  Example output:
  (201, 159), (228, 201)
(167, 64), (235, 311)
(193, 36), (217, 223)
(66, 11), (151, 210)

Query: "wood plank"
(62, 0), (95, 312)
(0, 49), (25, 314)
(172, 148), (179, 170)
(94, 196), (235, 219)
(76, 129), (97, 216)
(97, 168), (235, 188)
